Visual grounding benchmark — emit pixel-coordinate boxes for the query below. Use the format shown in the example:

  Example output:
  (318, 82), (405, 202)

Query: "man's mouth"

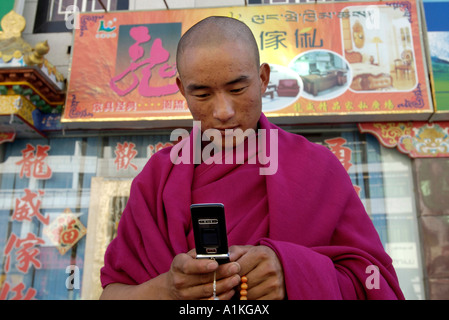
(214, 126), (239, 135)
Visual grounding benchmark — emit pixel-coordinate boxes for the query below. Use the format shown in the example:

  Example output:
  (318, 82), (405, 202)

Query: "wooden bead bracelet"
(240, 275), (248, 300)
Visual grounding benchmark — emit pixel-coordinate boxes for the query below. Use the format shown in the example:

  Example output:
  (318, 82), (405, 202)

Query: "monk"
(99, 16), (404, 300)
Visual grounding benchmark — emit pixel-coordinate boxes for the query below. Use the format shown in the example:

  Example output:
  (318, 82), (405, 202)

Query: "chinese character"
(110, 26), (178, 97)
(43, 209), (87, 255)
(116, 101), (127, 112)
(260, 31), (287, 50)
(15, 144), (52, 179)
(3, 232), (44, 274)
(104, 101), (115, 112)
(12, 189), (49, 225)
(325, 137), (353, 172)
(295, 28), (323, 49)
(126, 101), (137, 112)
(0, 282), (37, 300)
(114, 142), (138, 171)
(93, 102), (103, 112)
(325, 138), (362, 196)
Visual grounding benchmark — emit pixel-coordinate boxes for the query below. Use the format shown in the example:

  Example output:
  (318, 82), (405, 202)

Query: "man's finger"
(172, 253), (219, 275)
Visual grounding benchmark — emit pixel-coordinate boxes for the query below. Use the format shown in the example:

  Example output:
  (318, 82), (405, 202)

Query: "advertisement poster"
(423, 0), (449, 120)
(63, 1), (433, 128)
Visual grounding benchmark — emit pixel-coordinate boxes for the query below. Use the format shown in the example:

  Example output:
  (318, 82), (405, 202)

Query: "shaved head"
(176, 16), (260, 76)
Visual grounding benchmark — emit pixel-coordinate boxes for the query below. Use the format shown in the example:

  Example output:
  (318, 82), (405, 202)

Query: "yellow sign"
(63, 1), (433, 128)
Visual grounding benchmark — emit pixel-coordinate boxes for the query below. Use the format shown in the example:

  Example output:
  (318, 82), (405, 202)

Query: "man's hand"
(230, 245), (285, 300)
(100, 247), (283, 300)
(166, 249), (241, 300)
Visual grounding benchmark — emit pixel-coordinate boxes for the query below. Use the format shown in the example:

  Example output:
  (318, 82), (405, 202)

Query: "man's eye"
(194, 93), (210, 98)
(231, 87), (246, 93)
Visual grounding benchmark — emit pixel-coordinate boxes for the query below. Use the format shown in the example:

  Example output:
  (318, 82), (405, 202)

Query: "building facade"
(0, 0), (448, 300)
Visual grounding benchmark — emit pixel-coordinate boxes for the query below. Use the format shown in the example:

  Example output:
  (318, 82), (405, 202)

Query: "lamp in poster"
(63, 0), (433, 128)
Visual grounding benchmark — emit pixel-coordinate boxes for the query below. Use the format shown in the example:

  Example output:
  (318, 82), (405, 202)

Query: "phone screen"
(190, 203), (229, 264)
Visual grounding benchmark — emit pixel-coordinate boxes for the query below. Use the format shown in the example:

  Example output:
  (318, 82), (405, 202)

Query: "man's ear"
(259, 63), (271, 94)
(176, 76), (185, 97)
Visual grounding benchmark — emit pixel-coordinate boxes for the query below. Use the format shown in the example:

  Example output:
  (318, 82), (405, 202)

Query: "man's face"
(176, 41), (270, 149)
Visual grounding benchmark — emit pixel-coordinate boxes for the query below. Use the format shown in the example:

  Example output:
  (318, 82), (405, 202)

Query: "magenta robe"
(100, 113), (404, 300)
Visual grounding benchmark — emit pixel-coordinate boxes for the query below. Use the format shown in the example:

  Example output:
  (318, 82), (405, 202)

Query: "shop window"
(299, 127), (425, 299)
(0, 129), (425, 299)
(33, 0), (129, 33)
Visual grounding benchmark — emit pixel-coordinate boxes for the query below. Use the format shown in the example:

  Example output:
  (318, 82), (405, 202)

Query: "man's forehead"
(177, 41), (258, 76)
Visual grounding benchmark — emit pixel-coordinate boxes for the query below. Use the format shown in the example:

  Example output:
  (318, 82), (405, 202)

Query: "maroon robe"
(101, 113), (404, 300)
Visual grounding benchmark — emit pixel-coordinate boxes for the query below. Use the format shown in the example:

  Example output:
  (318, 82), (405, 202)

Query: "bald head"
(176, 16), (260, 76)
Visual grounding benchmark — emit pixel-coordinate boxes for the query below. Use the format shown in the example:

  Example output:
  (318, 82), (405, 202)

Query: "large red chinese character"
(325, 137), (363, 197)
(15, 144), (52, 179)
(0, 282), (36, 300)
(12, 189), (49, 225)
(3, 232), (44, 274)
(325, 137), (353, 172)
(3, 233), (17, 273)
(15, 144), (35, 178)
(110, 26), (178, 97)
(114, 142), (138, 171)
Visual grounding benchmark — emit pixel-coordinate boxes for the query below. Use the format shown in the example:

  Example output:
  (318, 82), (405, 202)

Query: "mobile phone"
(190, 203), (230, 264)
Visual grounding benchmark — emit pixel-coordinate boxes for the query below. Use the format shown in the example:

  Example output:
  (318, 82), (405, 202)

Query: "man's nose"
(212, 93), (235, 122)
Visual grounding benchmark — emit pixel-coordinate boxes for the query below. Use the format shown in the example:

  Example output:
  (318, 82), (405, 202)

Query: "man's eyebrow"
(186, 84), (210, 92)
(226, 75), (250, 86)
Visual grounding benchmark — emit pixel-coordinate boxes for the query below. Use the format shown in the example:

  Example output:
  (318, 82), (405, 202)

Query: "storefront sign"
(359, 121), (449, 157)
(63, 0), (433, 129)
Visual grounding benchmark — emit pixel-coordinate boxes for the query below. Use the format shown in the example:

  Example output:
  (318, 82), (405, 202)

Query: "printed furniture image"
(342, 5), (417, 92)
(301, 70), (347, 96)
(276, 79), (300, 97)
(346, 50), (393, 91)
(394, 50), (414, 80)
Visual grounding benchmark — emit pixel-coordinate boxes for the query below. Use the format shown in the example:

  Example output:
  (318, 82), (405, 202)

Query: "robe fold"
(100, 113), (404, 300)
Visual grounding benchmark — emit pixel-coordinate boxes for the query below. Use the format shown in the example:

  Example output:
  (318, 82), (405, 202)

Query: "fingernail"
(229, 262), (240, 274)
(207, 261), (218, 271)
